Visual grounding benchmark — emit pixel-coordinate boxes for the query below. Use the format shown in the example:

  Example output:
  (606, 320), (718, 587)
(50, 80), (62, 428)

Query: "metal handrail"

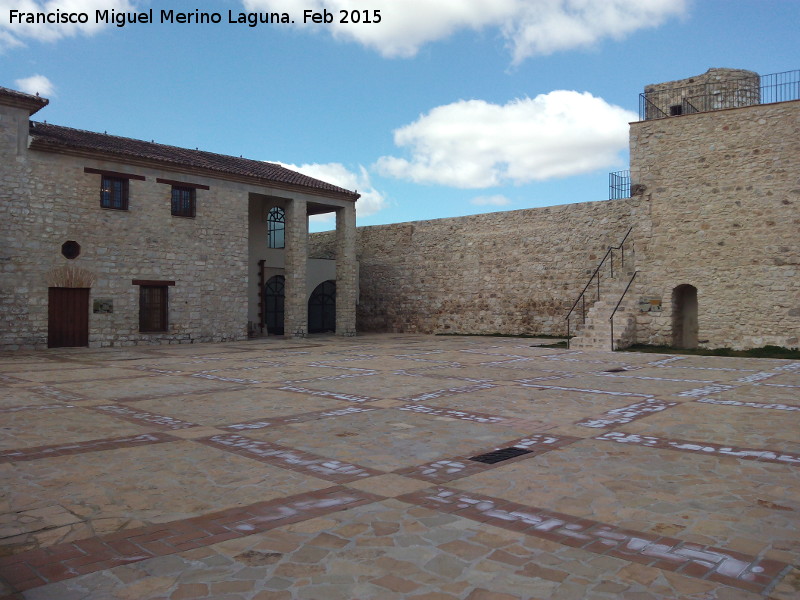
(609, 270), (638, 351)
(565, 227), (633, 346)
(639, 69), (800, 120)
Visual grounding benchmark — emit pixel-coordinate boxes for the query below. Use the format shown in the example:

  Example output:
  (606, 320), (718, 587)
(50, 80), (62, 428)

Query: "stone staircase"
(569, 276), (637, 351)
(565, 228), (638, 352)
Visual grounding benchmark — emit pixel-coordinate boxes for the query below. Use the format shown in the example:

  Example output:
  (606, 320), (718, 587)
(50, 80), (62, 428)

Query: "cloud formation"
(0, 0), (138, 48)
(14, 74), (55, 96)
(376, 91), (637, 188)
(471, 195), (511, 207)
(279, 162), (387, 219)
(242, 0), (686, 62)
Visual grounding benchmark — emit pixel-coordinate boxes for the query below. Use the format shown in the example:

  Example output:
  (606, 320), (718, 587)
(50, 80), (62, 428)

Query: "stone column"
(284, 197), (308, 337)
(335, 203), (357, 336)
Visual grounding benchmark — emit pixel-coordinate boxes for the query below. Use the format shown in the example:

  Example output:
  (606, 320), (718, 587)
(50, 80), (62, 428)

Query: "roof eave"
(28, 139), (360, 202)
(0, 94), (49, 115)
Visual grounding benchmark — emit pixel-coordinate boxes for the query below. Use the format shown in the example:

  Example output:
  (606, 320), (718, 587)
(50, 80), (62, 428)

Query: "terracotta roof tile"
(28, 121), (358, 200)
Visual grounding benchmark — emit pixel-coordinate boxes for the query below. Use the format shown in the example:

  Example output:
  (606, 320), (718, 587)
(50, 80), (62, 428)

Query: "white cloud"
(0, 0), (139, 49)
(471, 195), (511, 206)
(242, 0), (686, 62)
(376, 91), (637, 188)
(278, 162), (387, 220)
(14, 74), (55, 96)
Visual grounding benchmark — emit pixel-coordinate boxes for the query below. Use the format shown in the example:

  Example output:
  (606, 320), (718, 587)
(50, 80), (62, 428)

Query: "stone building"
(311, 68), (799, 351)
(2, 67), (798, 351)
(0, 87), (358, 350)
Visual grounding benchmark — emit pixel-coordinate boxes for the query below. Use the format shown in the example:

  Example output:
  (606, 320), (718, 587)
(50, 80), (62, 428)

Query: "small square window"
(101, 176), (128, 210)
(669, 104), (683, 116)
(171, 186), (196, 218)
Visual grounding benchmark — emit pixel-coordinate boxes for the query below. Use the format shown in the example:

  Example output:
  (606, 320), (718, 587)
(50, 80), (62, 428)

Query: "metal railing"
(639, 69), (800, 121)
(565, 227), (633, 347)
(609, 270), (638, 350)
(609, 170), (630, 200)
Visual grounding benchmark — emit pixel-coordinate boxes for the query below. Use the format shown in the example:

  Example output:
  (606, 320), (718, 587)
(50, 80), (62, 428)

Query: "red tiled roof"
(28, 121), (359, 200)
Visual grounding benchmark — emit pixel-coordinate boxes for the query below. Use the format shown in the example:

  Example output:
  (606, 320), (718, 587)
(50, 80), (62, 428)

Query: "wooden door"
(48, 288), (90, 348)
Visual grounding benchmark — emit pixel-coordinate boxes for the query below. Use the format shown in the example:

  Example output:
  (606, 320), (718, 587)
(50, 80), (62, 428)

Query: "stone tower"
(641, 67), (760, 120)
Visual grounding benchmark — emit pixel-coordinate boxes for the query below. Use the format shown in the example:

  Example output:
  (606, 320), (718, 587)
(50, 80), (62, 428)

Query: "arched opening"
(308, 280), (336, 334)
(264, 275), (285, 335)
(672, 284), (698, 349)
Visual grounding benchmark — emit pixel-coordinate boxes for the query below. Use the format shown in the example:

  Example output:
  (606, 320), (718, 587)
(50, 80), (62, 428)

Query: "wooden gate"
(48, 288), (90, 348)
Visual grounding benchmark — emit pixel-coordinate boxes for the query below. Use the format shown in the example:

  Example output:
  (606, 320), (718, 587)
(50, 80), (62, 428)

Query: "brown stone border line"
(397, 382), (497, 403)
(395, 403), (553, 431)
(596, 431), (800, 466)
(277, 384), (383, 403)
(223, 405), (382, 432)
(26, 385), (87, 403)
(0, 486), (381, 594)
(0, 375), (35, 385)
(395, 433), (580, 483)
(397, 486), (790, 595)
(88, 404), (198, 430)
(0, 433), (176, 463)
(195, 433), (385, 482)
(100, 385), (251, 404)
(575, 398), (678, 429)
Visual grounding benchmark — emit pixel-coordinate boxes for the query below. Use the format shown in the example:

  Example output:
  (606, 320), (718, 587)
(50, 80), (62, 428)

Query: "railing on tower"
(565, 227), (633, 347)
(609, 170), (630, 200)
(639, 69), (800, 121)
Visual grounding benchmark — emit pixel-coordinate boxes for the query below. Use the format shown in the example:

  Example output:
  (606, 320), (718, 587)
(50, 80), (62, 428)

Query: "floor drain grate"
(469, 447), (533, 464)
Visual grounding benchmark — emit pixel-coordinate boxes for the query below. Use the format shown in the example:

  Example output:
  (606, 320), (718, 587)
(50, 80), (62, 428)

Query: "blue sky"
(2, 0), (798, 231)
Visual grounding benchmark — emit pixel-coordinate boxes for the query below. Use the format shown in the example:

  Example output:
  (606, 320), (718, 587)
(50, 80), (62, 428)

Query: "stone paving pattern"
(0, 334), (798, 599)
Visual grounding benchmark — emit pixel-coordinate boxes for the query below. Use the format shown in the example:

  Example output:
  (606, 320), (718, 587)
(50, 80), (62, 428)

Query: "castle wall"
(630, 99), (800, 349)
(310, 198), (638, 335)
(311, 99), (798, 350)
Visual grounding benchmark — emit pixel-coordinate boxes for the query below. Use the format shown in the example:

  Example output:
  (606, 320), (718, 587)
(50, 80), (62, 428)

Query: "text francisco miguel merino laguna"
(7, 7), (383, 27)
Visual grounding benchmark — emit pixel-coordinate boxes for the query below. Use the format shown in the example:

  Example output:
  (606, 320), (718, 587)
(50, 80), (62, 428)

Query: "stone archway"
(672, 284), (698, 349)
(308, 280), (336, 334)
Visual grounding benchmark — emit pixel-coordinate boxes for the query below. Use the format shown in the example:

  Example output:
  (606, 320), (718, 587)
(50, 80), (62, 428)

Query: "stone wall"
(1, 107), (250, 349)
(310, 199), (638, 335)
(631, 99), (800, 349)
(311, 98), (798, 350)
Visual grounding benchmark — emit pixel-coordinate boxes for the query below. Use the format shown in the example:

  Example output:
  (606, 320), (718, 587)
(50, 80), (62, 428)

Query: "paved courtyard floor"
(0, 334), (798, 600)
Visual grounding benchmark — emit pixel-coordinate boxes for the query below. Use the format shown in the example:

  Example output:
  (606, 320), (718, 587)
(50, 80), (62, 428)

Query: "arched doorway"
(672, 284), (698, 349)
(308, 280), (336, 333)
(264, 275), (285, 335)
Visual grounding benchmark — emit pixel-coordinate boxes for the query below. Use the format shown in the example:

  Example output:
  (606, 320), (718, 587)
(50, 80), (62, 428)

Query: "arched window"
(267, 207), (285, 249)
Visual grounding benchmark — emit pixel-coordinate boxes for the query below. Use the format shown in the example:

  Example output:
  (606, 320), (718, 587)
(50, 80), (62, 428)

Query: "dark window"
(264, 275), (285, 335)
(139, 285), (168, 332)
(669, 104), (683, 116)
(101, 176), (128, 210)
(171, 186), (196, 217)
(61, 240), (81, 259)
(268, 207), (285, 249)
